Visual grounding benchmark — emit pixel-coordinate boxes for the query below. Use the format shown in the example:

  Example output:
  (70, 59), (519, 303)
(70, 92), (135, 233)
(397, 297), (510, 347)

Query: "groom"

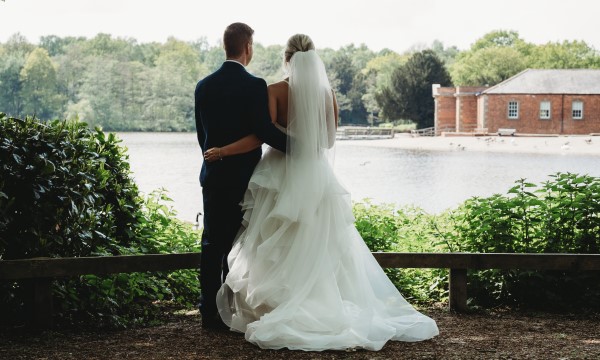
(194, 22), (287, 329)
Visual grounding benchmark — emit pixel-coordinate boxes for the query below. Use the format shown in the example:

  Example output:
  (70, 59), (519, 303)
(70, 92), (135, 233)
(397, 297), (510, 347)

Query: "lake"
(117, 132), (600, 223)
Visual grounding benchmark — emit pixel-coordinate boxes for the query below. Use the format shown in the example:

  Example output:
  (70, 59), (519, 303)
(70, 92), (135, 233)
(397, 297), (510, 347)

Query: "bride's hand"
(204, 147), (223, 162)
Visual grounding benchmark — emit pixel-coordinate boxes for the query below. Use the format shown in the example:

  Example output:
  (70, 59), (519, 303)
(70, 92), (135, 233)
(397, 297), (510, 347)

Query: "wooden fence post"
(449, 268), (468, 312)
(33, 278), (53, 329)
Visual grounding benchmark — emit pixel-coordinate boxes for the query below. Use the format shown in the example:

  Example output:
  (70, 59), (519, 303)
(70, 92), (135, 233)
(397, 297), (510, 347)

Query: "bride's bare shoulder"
(268, 80), (289, 93)
(268, 80), (288, 98)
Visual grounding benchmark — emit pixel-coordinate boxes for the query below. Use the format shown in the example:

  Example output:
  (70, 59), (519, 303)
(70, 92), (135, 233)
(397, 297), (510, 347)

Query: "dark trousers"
(199, 185), (245, 319)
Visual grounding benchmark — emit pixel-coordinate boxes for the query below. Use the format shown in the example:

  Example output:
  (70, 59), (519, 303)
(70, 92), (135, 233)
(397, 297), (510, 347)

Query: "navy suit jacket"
(194, 61), (287, 189)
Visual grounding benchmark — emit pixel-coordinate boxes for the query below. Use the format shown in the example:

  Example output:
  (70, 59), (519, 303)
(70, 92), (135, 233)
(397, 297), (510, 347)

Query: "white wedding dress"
(216, 50), (439, 351)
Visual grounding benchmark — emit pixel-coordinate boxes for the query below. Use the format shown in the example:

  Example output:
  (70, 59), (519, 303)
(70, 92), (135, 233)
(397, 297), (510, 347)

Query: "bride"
(202, 34), (439, 351)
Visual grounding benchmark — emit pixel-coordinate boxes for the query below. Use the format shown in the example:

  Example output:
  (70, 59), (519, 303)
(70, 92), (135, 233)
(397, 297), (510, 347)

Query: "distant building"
(432, 69), (600, 135)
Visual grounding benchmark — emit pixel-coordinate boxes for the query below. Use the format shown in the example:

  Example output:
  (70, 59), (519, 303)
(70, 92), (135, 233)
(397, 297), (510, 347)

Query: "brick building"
(432, 69), (600, 135)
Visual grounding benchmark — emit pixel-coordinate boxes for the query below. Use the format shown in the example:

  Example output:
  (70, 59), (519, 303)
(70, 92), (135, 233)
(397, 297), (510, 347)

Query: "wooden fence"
(1, 252), (600, 329)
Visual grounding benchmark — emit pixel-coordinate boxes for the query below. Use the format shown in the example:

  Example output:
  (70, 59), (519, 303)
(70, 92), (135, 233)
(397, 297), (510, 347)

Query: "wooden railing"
(2, 252), (600, 329)
(336, 127), (395, 140)
(410, 127), (435, 137)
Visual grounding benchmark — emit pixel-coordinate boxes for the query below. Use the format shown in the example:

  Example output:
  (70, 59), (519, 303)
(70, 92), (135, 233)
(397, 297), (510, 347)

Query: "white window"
(539, 101), (551, 120)
(508, 101), (519, 119)
(572, 101), (583, 120)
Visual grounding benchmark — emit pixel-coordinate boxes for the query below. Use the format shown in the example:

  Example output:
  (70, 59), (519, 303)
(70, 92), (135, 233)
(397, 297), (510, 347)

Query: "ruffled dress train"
(216, 147), (439, 351)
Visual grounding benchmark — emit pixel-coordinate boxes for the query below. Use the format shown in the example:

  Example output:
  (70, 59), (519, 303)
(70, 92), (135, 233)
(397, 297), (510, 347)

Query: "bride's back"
(267, 79), (289, 128)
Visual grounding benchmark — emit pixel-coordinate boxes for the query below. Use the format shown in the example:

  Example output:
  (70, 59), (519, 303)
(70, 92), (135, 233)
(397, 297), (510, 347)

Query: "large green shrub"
(53, 190), (201, 328)
(0, 114), (141, 258)
(0, 114), (200, 327)
(353, 173), (600, 311)
(444, 173), (600, 310)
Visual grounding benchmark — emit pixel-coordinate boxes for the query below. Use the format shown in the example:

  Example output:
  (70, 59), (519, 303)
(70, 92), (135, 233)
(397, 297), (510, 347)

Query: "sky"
(1, 0), (600, 53)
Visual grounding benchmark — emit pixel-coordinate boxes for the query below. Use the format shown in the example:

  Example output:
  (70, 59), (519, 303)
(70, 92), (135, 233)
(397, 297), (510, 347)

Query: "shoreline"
(337, 133), (600, 156)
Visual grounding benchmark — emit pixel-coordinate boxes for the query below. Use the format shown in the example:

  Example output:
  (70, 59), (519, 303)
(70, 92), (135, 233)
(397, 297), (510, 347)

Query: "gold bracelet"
(219, 148), (222, 160)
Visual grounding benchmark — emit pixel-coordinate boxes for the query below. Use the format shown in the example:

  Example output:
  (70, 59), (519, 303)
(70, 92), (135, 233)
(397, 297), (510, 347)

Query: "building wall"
(433, 87), (456, 132)
(477, 95), (487, 130)
(485, 94), (600, 134)
(456, 87), (485, 131)
(434, 86), (600, 135)
(562, 95), (600, 134)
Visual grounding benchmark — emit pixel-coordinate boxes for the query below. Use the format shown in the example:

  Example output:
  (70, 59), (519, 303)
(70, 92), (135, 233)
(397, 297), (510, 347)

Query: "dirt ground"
(1, 307), (599, 360)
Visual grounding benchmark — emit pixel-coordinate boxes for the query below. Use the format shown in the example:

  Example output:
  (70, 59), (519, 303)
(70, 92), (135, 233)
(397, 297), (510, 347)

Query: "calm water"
(117, 132), (600, 223)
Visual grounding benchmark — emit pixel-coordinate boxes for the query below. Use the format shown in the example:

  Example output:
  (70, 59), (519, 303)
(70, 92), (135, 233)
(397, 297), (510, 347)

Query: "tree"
(246, 44), (285, 84)
(450, 30), (531, 86)
(450, 46), (527, 86)
(470, 30), (526, 51)
(54, 42), (90, 107)
(376, 50), (452, 128)
(323, 45), (375, 124)
(20, 48), (62, 119)
(362, 51), (408, 122)
(528, 40), (600, 69)
(3, 33), (35, 55)
(142, 38), (207, 131)
(78, 56), (118, 128)
(201, 45), (225, 73)
(0, 51), (26, 116)
(431, 40), (459, 66)
(40, 35), (86, 56)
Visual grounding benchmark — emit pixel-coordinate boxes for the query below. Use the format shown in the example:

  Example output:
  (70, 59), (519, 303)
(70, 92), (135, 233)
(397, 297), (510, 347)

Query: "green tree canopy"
(450, 46), (528, 86)
(470, 29), (527, 51)
(3, 30), (599, 131)
(0, 50), (26, 116)
(20, 48), (62, 118)
(361, 51), (408, 121)
(376, 50), (452, 128)
(528, 40), (600, 69)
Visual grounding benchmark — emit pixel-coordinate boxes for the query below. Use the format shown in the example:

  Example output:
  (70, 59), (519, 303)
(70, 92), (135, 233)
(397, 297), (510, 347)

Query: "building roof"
(482, 69), (600, 95)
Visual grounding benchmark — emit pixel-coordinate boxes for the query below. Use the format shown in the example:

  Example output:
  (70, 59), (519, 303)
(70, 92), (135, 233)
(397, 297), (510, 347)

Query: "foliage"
(376, 50), (452, 128)
(361, 52), (409, 121)
(469, 30), (528, 51)
(353, 172), (600, 311)
(440, 173), (600, 310)
(528, 40), (600, 69)
(54, 190), (201, 328)
(0, 115), (201, 327)
(430, 40), (460, 66)
(324, 45), (376, 124)
(450, 30), (600, 86)
(353, 201), (448, 304)
(3, 31), (600, 129)
(450, 46), (527, 86)
(0, 114), (141, 259)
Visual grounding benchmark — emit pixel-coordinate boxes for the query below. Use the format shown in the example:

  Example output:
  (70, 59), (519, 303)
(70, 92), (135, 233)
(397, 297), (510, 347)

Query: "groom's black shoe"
(201, 315), (229, 331)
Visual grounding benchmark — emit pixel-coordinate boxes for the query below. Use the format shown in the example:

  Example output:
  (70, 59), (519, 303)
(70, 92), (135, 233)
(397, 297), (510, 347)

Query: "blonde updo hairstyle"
(284, 34), (315, 63)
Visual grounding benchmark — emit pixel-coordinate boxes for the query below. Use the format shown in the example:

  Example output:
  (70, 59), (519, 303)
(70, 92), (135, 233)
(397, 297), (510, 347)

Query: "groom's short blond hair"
(223, 22), (254, 58)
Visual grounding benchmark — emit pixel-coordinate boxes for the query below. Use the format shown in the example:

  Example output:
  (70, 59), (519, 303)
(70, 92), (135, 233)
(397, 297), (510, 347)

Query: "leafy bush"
(353, 201), (448, 305)
(0, 114), (141, 258)
(444, 173), (600, 310)
(0, 114), (200, 327)
(353, 173), (600, 311)
(53, 190), (201, 328)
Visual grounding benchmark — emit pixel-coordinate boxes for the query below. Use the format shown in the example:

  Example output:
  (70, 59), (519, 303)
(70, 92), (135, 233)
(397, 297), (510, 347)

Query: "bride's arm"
(324, 90), (339, 148)
(203, 134), (262, 162)
(333, 90), (339, 129)
(268, 85), (278, 125)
